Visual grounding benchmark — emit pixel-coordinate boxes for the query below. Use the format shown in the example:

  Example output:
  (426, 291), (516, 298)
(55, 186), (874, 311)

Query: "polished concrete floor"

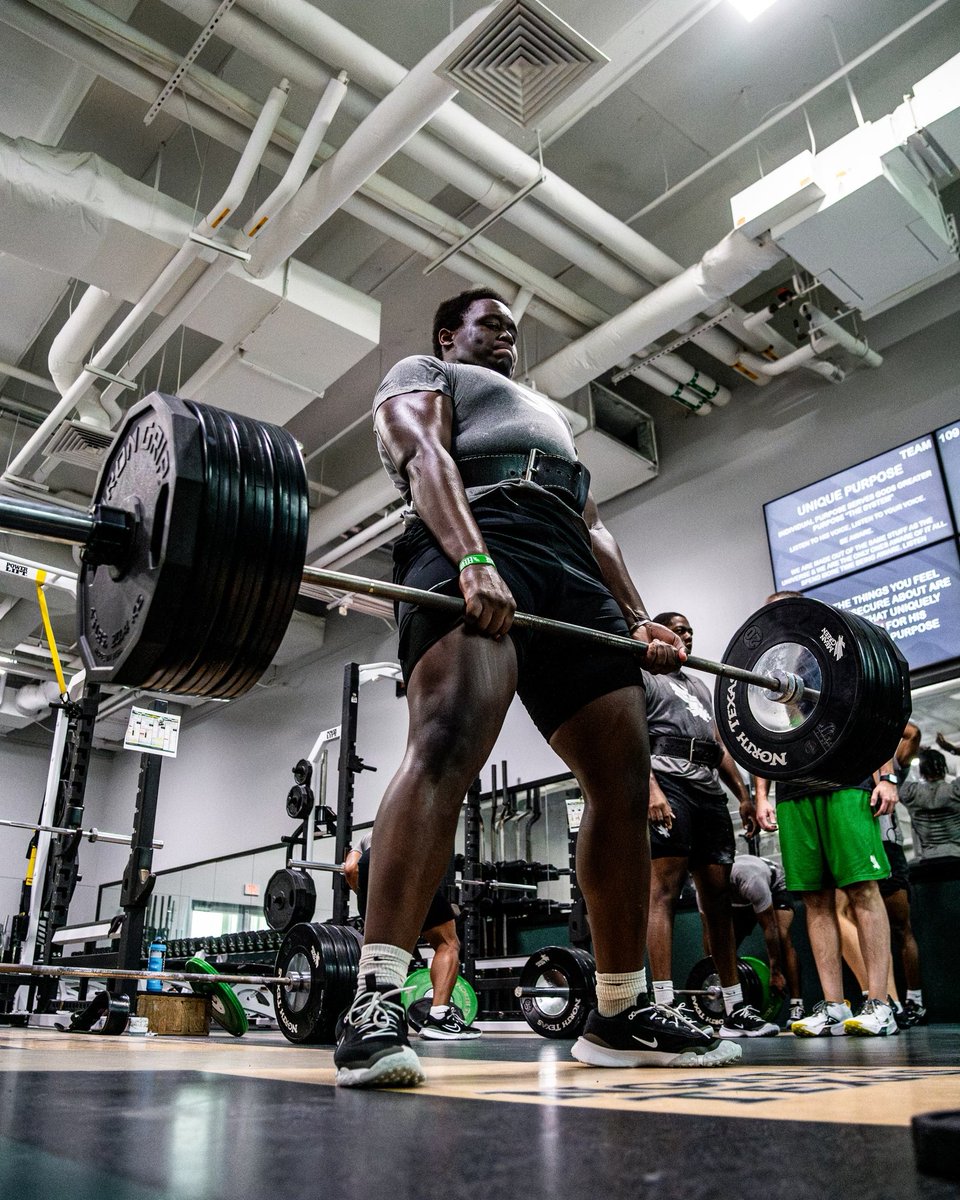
(1, 1024), (959, 1199)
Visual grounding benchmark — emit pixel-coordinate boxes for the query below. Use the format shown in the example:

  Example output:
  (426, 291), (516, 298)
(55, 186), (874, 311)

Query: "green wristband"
(458, 553), (496, 573)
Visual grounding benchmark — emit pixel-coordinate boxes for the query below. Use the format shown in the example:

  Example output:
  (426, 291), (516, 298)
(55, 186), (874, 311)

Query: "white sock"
(357, 943), (411, 993)
(722, 983), (744, 1015)
(652, 980), (675, 1006)
(907, 989), (923, 1005)
(429, 1005), (450, 1018)
(596, 968), (647, 1017)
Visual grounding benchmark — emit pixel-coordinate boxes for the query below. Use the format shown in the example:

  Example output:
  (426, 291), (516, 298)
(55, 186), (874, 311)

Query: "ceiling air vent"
(43, 421), (115, 471)
(436, 0), (607, 129)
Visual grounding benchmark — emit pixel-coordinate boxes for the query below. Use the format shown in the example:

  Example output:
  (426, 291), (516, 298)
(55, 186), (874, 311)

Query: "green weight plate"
(740, 954), (784, 1022)
(184, 956), (248, 1037)
(401, 967), (479, 1026)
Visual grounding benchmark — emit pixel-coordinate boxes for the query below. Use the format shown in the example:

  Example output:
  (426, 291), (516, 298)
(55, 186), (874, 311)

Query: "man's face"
(667, 614), (694, 654)
(438, 298), (518, 377)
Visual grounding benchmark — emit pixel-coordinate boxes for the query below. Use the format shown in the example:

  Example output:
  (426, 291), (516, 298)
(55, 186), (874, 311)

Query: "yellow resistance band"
(35, 570), (68, 699)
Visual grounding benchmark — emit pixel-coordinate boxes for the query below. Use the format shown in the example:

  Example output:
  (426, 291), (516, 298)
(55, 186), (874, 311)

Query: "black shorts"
(393, 487), (641, 740)
(649, 771), (736, 867)
(879, 842), (909, 897)
(357, 849), (456, 933)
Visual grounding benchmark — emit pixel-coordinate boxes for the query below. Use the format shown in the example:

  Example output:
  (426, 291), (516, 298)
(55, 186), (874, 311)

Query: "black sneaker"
(673, 1000), (716, 1035)
(420, 1005), (482, 1040)
(896, 998), (928, 1029)
(720, 1003), (780, 1037)
(571, 1001), (742, 1068)
(334, 975), (425, 1088)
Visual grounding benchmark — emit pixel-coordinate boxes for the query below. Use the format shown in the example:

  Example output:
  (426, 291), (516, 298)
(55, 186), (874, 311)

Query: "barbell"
(0, 817), (164, 849)
(0, 392), (911, 787)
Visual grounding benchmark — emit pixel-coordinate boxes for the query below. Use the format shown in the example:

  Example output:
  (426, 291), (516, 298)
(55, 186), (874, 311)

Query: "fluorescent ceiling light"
(729, 0), (779, 19)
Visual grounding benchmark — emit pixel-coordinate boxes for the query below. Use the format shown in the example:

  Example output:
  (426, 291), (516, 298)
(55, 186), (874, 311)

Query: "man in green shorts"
(753, 592), (900, 1037)
(755, 770), (900, 1036)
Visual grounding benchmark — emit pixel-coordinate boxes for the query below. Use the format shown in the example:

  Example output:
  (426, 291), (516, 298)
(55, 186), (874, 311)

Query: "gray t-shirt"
(899, 777), (960, 859)
(372, 355), (579, 518)
(643, 669), (724, 793)
(730, 855), (784, 911)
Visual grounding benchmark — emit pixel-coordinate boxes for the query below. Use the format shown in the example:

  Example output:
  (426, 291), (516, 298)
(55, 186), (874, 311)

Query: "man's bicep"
(375, 390), (452, 473)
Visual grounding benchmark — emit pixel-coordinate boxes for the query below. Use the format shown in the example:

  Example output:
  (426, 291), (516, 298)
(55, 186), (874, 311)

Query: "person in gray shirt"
(334, 288), (738, 1089)
(900, 748), (960, 861)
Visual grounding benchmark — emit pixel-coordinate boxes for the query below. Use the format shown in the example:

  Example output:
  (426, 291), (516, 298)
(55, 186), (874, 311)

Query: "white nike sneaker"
(844, 999), (900, 1037)
(791, 1000), (853, 1037)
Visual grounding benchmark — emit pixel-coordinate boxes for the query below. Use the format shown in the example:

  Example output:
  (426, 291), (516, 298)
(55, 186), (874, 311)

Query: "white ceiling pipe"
(246, 4), (495, 279)
(165, 0), (757, 377)
(85, 75), (291, 411)
(236, 0), (682, 286)
(243, 71), (349, 239)
(737, 340), (837, 377)
(1, 69), (289, 481)
(528, 233), (785, 399)
(631, 363), (712, 414)
(11, 2), (724, 429)
(315, 508), (405, 570)
(48, 285), (124, 426)
(648, 353), (731, 406)
(801, 304), (883, 368)
(342, 194), (585, 337)
(307, 472), (400, 560)
(158, 1), (659, 292)
(231, 0), (778, 377)
(0, 362), (59, 394)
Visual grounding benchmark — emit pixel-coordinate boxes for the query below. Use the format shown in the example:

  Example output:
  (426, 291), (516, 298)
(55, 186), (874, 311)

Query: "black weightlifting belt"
(650, 736), (723, 769)
(456, 449), (590, 515)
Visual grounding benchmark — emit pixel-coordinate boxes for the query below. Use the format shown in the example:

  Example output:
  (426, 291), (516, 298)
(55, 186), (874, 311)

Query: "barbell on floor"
(0, 392), (911, 787)
(0, 960), (305, 989)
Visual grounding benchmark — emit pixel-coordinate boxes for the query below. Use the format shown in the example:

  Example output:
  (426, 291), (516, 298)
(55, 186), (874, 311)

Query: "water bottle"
(146, 937), (165, 993)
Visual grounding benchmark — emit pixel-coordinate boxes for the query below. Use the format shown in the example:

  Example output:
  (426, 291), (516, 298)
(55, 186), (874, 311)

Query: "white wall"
(3, 289), (960, 932)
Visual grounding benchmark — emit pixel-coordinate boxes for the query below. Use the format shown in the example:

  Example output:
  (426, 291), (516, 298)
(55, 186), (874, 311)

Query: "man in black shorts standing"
(343, 835), (479, 1040)
(645, 612), (779, 1037)
(334, 287), (740, 1087)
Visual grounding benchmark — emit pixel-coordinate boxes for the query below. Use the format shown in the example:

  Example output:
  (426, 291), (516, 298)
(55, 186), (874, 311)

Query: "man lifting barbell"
(334, 287), (741, 1088)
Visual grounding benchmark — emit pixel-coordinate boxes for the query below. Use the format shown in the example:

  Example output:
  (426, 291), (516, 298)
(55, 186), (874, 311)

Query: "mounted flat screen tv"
(805, 539), (960, 673)
(764, 433), (954, 593)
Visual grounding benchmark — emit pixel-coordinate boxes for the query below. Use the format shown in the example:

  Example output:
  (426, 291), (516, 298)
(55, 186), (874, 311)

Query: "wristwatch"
(879, 773), (899, 785)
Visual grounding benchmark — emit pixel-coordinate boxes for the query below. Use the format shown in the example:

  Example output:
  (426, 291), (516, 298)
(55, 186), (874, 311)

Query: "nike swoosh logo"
(631, 1036), (660, 1048)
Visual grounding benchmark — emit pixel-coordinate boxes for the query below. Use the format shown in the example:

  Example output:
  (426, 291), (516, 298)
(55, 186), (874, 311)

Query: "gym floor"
(1, 1025), (959, 1199)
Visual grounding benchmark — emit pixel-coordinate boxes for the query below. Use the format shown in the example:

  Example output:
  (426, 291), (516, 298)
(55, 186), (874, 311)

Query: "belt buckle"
(524, 447), (543, 482)
(686, 737), (698, 762)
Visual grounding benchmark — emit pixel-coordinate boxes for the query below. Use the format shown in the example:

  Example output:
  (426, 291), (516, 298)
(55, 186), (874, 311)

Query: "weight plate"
(715, 596), (910, 787)
(401, 968), (479, 1026)
(78, 393), (207, 686)
(263, 868), (317, 932)
(516, 946), (596, 1039)
(740, 954), (783, 1022)
(151, 400), (241, 695)
(78, 393), (309, 699)
(273, 922), (334, 1044)
(193, 410), (275, 697)
(683, 957), (765, 1028)
(184, 956), (249, 1037)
